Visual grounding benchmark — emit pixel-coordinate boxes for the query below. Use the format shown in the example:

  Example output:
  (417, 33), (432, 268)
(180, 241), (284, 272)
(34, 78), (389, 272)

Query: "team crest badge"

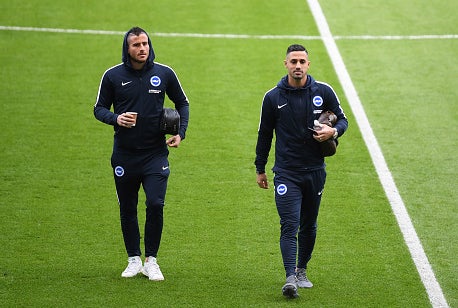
(312, 96), (323, 107)
(150, 76), (161, 87)
(114, 166), (124, 177)
(276, 184), (288, 196)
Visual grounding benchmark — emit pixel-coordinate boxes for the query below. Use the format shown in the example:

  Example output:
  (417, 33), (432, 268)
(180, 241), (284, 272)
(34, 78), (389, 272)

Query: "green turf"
(1, 0), (456, 307)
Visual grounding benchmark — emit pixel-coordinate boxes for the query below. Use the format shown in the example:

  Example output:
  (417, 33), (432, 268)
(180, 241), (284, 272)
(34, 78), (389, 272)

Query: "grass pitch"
(1, 0), (456, 307)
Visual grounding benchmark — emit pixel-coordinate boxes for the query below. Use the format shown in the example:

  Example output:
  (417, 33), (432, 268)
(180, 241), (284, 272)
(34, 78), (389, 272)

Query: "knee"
(301, 220), (318, 231)
(281, 220), (300, 236)
(145, 199), (164, 211)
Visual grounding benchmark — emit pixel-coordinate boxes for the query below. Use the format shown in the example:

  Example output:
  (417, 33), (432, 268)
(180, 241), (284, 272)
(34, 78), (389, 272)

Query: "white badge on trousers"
(276, 184), (288, 196)
(114, 166), (125, 177)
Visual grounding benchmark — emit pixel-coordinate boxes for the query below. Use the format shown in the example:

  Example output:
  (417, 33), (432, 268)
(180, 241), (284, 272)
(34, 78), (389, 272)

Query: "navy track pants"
(111, 150), (170, 258)
(273, 168), (326, 278)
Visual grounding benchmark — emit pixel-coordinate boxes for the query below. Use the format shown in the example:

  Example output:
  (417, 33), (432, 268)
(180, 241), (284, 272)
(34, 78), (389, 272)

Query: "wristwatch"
(256, 170), (265, 175)
(333, 128), (338, 139)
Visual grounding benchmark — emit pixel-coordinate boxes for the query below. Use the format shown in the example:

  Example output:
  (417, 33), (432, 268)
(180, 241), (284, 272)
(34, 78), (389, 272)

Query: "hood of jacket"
(121, 28), (155, 69)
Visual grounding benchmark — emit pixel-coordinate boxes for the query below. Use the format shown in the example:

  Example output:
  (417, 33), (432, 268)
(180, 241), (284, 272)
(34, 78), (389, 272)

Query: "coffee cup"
(126, 112), (138, 126)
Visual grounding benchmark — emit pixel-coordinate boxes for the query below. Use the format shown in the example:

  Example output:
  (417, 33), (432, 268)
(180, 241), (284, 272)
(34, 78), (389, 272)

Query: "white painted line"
(306, 1), (449, 307)
(0, 25), (456, 40)
(153, 32), (321, 40)
(333, 34), (458, 40)
(0, 26), (125, 36)
(0, 25), (320, 39)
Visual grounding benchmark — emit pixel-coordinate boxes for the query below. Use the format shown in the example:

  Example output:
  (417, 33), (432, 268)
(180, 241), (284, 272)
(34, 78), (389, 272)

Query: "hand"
(313, 123), (334, 142)
(166, 135), (181, 148)
(117, 113), (136, 128)
(257, 173), (269, 189)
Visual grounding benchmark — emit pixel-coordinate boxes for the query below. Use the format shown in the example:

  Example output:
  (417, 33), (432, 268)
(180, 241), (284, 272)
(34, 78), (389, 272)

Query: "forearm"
(176, 104), (189, 139)
(255, 133), (272, 172)
(94, 105), (118, 125)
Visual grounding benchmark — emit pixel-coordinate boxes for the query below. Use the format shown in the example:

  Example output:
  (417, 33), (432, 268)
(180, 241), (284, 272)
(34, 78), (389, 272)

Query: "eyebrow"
(131, 41), (148, 46)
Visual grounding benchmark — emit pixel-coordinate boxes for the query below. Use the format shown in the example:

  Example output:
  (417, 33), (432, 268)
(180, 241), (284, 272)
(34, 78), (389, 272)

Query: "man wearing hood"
(94, 26), (189, 281)
(255, 44), (348, 298)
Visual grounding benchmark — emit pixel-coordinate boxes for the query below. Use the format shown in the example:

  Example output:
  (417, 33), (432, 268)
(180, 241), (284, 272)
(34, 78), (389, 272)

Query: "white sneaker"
(121, 256), (143, 278)
(142, 257), (164, 281)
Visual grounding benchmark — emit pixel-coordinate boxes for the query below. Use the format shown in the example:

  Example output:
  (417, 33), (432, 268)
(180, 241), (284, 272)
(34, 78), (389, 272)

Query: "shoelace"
(296, 270), (308, 281)
(146, 261), (160, 271)
(126, 258), (141, 271)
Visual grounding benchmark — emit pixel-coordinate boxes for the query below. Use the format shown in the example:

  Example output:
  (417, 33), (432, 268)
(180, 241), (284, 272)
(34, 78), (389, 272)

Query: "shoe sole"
(121, 273), (141, 278)
(297, 282), (313, 288)
(148, 277), (164, 281)
(142, 269), (164, 281)
(282, 284), (299, 299)
(121, 267), (143, 278)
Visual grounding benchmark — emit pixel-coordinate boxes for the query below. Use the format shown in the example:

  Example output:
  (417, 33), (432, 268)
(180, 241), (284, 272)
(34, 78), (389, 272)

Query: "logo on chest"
(312, 96), (323, 107)
(150, 76), (161, 87)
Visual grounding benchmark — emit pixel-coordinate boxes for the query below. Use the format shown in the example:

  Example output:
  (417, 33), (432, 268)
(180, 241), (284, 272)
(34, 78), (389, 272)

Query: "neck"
(131, 61), (146, 70)
(288, 75), (307, 88)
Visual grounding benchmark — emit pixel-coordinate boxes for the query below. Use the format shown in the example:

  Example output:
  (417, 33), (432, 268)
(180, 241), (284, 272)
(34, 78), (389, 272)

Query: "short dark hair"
(127, 26), (147, 37)
(286, 44), (308, 55)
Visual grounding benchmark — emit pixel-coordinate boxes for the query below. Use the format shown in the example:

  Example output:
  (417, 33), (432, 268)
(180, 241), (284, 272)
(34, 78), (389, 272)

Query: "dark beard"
(131, 57), (146, 64)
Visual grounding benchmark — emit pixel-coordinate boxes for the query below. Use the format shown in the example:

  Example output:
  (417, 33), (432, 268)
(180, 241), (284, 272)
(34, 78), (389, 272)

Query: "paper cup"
(126, 112), (138, 126)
